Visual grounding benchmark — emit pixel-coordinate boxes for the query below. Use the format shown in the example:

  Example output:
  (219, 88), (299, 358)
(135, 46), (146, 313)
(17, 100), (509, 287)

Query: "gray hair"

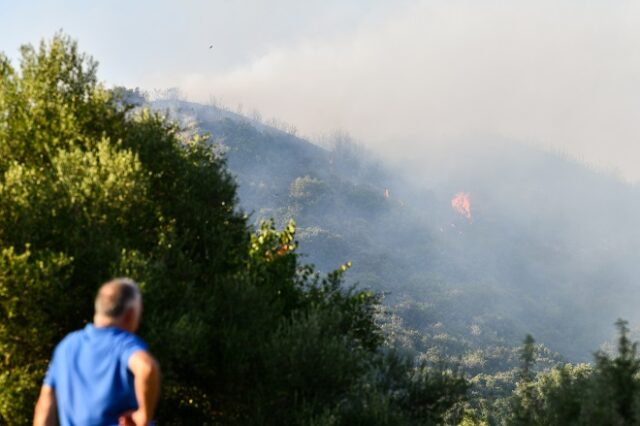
(94, 277), (141, 319)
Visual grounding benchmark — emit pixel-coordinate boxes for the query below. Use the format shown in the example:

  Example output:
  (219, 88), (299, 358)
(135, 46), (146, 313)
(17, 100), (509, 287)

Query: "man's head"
(94, 278), (142, 333)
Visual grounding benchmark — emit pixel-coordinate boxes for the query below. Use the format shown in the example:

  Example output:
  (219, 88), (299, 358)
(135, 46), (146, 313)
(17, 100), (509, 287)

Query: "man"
(33, 278), (160, 426)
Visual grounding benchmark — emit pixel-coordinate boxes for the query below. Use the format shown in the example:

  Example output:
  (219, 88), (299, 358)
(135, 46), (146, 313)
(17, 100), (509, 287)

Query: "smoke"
(146, 0), (640, 181)
(138, 0), (640, 359)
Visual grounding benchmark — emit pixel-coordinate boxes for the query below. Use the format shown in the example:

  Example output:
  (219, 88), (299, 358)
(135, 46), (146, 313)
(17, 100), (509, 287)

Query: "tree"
(586, 319), (640, 425)
(497, 321), (640, 426)
(533, 363), (592, 426)
(0, 33), (468, 424)
(0, 32), (246, 423)
(511, 334), (538, 425)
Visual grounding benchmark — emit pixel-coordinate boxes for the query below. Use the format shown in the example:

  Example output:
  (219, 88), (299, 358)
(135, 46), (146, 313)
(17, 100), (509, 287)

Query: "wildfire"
(451, 192), (471, 219)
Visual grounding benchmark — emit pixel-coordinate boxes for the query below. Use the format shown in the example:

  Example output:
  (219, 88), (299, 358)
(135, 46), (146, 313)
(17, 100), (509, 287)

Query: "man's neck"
(94, 315), (125, 330)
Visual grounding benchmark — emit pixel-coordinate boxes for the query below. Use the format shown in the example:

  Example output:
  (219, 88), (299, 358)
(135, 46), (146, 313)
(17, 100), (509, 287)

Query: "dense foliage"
(0, 34), (469, 425)
(5, 32), (640, 426)
(482, 320), (640, 426)
(150, 77), (640, 424)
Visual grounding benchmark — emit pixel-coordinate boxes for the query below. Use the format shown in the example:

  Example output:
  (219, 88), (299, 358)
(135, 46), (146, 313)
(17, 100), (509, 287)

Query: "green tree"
(533, 363), (592, 426)
(0, 33), (468, 425)
(584, 319), (640, 425)
(0, 32), (246, 423)
(500, 334), (539, 426)
(515, 334), (537, 425)
(496, 321), (640, 426)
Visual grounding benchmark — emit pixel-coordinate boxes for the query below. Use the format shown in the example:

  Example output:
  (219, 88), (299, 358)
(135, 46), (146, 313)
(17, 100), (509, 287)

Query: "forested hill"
(6, 34), (640, 424)
(150, 99), (640, 366)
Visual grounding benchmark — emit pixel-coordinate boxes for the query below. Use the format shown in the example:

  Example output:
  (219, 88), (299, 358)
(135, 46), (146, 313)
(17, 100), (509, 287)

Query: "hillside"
(150, 99), (640, 374)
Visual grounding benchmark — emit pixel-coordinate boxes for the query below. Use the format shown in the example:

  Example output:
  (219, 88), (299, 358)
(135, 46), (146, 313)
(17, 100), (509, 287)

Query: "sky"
(2, 0), (640, 181)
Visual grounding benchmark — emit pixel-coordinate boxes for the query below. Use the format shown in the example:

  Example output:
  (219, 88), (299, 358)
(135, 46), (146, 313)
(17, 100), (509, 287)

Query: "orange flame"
(451, 192), (471, 219)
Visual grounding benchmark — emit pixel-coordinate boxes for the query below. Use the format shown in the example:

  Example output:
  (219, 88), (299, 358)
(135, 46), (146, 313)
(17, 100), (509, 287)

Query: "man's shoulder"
(110, 327), (147, 345)
(116, 330), (149, 356)
(108, 329), (149, 367)
(93, 327), (149, 360)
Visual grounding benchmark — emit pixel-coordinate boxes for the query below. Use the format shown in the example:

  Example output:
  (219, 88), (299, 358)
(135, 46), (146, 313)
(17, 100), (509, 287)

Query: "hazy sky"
(2, 0), (640, 180)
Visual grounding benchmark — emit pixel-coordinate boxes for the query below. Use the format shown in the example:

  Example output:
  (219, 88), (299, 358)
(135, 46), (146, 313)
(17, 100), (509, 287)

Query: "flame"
(451, 192), (471, 219)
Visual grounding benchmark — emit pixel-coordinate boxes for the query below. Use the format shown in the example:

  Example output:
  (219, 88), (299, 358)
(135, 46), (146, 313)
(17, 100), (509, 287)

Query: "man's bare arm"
(128, 350), (160, 426)
(33, 385), (57, 426)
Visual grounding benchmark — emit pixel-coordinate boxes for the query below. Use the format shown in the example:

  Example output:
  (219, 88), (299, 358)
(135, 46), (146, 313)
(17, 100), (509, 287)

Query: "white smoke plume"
(147, 0), (640, 181)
